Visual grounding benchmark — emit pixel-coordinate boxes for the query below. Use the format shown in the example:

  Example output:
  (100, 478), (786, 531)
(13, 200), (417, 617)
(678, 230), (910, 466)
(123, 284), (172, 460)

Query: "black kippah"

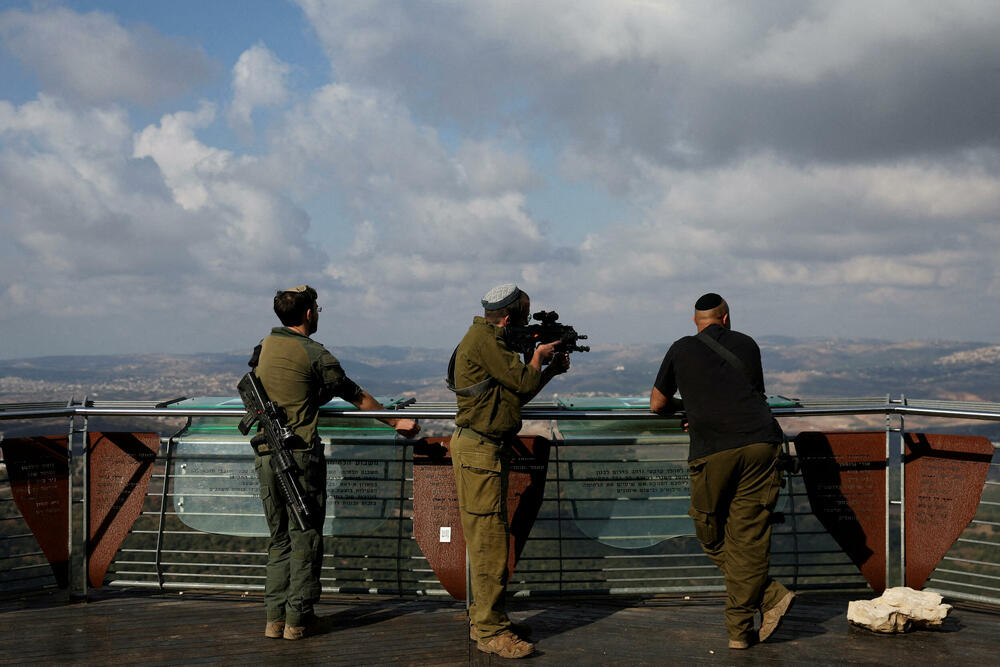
(695, 293), (723, 311)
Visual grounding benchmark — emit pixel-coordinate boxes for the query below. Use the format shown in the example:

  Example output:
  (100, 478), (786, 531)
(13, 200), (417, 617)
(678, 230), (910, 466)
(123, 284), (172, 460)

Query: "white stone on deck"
(847, 587), (952, 633)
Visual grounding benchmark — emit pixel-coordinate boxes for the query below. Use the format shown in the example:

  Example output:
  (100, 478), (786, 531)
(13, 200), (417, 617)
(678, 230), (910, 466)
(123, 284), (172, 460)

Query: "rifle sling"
(446, 346), (497, 397)
(248, 342), (262, 368)
(450, 377), (496, 398)
(694, 331), (785, 444)
(695, 330), (755, 387)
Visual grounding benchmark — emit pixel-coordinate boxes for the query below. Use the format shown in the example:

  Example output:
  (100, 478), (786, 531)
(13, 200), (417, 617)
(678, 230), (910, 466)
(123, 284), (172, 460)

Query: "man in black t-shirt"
(650, 293), (794, 650)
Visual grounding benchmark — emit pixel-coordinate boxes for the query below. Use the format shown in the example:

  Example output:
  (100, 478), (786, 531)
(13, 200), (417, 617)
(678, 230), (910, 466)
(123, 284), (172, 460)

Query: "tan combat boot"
(759, 591), (796, 643)
(477, 630), (535, 659)
(469, 620), (533, 640)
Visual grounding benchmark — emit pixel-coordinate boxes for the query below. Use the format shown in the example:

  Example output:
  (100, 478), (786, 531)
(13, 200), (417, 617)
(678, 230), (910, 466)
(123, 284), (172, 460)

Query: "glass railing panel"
(168, 397), (405, 538)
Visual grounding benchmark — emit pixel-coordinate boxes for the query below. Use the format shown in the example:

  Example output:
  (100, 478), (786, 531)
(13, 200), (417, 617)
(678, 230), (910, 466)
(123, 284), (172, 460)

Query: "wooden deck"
(0, 589), (996, 665)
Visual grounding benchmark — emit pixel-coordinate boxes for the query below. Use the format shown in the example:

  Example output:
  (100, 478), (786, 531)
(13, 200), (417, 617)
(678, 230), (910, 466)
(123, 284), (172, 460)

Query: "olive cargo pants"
(687, 442), (790, 642)
(450, 427), (512, 639)
(255, 443), (327, 627)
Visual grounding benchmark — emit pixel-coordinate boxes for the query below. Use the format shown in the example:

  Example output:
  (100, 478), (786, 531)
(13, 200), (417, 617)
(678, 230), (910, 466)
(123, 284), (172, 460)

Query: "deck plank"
(0, 589), (995, 665)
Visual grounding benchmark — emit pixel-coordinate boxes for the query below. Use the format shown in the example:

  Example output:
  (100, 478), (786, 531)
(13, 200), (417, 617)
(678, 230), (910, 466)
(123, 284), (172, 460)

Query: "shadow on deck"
(0, 589), (996, 665)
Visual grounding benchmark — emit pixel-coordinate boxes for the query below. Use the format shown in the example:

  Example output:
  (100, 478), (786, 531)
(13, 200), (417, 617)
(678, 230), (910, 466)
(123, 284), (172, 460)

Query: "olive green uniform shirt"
(453, 317), (542, 438)
(254, 327), (363, 446)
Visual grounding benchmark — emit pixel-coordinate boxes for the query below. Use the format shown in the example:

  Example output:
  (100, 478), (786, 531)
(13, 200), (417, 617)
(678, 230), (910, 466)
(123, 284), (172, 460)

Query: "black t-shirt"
(654, 324), (782, 461)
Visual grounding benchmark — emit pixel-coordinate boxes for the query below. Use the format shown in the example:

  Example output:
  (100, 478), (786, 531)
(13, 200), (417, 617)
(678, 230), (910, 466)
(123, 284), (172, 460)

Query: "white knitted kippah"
(481, 283), (521, 310)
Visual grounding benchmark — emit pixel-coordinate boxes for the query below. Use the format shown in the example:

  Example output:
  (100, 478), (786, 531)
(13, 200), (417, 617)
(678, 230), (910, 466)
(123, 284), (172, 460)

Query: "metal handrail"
(3, 399), (1000, 422)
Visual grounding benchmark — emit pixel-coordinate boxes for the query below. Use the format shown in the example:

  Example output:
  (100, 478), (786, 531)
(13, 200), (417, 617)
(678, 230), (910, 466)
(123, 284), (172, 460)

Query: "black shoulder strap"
(696, 330), (754, 386)
(248, 342), (263, 369)
(446, 346), (496, 397)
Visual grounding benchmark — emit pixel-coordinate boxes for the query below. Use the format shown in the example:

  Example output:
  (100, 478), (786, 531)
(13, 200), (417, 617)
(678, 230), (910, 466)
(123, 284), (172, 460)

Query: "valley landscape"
(2, 337), (1000, 440)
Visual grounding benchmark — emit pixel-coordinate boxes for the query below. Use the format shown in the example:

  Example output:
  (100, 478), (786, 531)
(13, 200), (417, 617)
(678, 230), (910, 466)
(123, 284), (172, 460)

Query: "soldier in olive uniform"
(253, 285), (419, 640)
(450, 283), (569, 659)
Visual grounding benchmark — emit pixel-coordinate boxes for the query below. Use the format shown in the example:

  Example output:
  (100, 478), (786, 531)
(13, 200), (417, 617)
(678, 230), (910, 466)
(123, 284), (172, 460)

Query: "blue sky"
(2, 1), (1000, 358)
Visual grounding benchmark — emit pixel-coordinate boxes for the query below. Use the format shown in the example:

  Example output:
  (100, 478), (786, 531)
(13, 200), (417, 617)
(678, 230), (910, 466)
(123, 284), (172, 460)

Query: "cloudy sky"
(2, 1), (999, 359)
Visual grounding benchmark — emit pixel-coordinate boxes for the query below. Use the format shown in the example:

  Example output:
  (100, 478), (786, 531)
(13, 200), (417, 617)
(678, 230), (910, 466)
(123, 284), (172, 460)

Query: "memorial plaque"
(412, 436), (550, 600)
(554, 402), (693, 549)
(169, 402), (404, 537)
(171, 435), (402, 537)
(88, 432), (160, 588)
(903, 433), (993, 589)
(0, 436), (70, 587)
(564, 459), (692, 548)
(796, 431), (887, 592)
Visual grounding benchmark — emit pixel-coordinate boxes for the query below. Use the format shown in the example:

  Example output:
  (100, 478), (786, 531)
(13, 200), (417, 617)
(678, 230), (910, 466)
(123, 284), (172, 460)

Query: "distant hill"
(3, 338), (1000, 405)
(757, 337), (1000, 403)
(3, 338), (1000, 441)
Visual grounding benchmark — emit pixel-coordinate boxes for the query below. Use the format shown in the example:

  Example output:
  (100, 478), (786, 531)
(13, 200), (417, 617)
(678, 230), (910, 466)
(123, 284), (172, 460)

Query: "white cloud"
(0, 92), (323, 355)
(547, 146), (1000, 345)
(296, 0), (1000, 172)
(3, 2), (1000, 357)
(227, 43), (291, 140)
(738, 1), (991, 85)
(133, 103), (236, 210)
(0, 7), (215, 106)
(298, 0), (727, 77)
(454, 141), (537, 195)
(631, 154), (1000, 260)
(132, 106), (320, 275)
(266, 81), (566, 269)
(268, 83), (453, 196)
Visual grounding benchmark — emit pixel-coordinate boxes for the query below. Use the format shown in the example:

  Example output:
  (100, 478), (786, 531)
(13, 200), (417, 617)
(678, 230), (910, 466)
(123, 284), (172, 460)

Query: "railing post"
(782, 435), (802, 590)
(885, 394), (905, 589)
(395, 435), (407, 596)
(898, 395), (907, 589)
(81, 395), (90, 600)
(154, 419), (188, 590)
(553, 436), (564, 594)
(65, 395), (76, 599)
(65, 395), (91, 600)
(885, 394), (893, 590)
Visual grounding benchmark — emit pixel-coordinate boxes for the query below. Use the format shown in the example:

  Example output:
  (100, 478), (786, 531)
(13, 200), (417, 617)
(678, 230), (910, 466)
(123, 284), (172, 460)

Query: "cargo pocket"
(763, 465), (783, 512)
(687, 459), (721, 546)
(688, 507), (721, 546)
(458, 445), (503, 516)
(295, 449), (327, 508)
(254, 455), (268, 498)
(254, 456), (279, 532)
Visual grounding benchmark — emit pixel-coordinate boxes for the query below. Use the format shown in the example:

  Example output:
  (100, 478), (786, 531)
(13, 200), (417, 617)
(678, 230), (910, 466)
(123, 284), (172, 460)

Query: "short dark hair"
(274, 285), (318, 326)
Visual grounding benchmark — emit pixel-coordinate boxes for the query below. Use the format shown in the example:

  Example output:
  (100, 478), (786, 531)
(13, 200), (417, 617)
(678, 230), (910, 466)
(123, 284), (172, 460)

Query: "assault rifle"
(505, 310), (590, 359)
(237, 372), (315, 531)
(446, 311), (588, 397)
